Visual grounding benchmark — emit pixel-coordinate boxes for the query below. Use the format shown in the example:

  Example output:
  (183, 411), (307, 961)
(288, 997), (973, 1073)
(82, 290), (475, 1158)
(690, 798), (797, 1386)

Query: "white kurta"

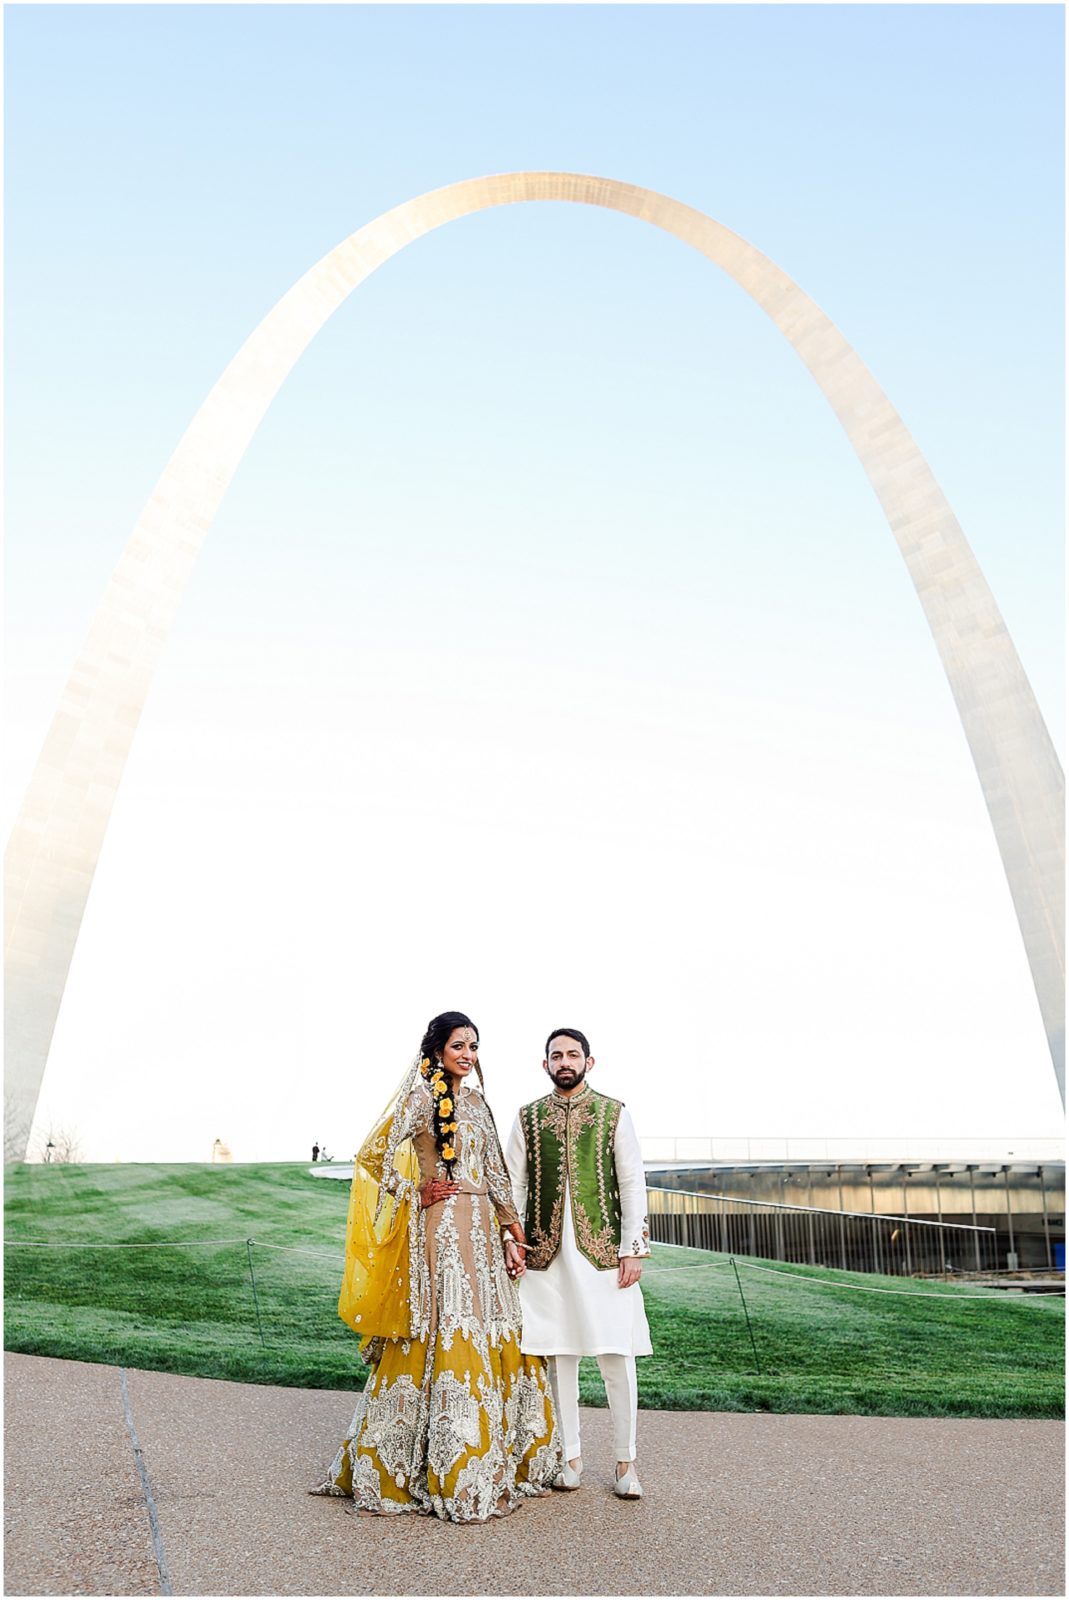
(505, 1098), (653, 1358)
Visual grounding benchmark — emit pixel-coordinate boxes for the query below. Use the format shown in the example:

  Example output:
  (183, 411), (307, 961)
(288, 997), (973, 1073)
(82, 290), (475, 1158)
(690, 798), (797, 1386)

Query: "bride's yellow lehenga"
(315, 1065), (561, 1522)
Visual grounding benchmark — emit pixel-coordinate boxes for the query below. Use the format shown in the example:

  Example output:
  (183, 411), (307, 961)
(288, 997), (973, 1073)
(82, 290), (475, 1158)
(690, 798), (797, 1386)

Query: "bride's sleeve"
(484, 1115), (522, 1227)
(380, 1078), (433, 1203)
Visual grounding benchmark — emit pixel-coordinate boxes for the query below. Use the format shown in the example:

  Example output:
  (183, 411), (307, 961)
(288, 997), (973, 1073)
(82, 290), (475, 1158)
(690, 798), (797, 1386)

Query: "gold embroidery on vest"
(542, 1097), (569, 1140)
(522, 1089), (623, 1271)
(594, 1095), (609, 1221)
(535, 1191), (563, 1271)
(526, 1102), (551, 1268)
(573, 1197), (617, 1265)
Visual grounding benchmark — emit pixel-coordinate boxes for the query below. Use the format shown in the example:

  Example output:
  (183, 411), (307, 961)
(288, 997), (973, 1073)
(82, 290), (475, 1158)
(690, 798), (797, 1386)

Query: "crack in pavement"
(118, 1368), (174, 1596)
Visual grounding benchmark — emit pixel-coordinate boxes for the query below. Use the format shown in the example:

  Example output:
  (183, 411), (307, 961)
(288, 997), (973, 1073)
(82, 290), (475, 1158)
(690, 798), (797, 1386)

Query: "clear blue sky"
(5, 4), (1065, 1160)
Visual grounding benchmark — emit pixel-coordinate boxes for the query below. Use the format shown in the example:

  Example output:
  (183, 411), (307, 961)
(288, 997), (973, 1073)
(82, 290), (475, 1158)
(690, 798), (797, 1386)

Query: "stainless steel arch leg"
(6, 173), (1063, 1157)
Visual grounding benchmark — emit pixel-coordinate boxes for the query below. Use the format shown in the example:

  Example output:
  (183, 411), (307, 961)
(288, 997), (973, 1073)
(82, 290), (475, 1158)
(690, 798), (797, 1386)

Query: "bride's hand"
(419, 1179), (458, 1209)
(503, 1238), (527, 1278)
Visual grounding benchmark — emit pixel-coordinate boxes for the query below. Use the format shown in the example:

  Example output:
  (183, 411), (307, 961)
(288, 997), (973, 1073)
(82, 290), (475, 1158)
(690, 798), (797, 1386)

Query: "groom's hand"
(618, 1256), (643, 1288)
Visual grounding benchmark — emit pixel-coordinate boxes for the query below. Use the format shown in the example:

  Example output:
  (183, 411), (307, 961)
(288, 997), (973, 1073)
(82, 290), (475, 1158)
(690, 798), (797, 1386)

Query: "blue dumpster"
(1054, 1242), (1065, 1271)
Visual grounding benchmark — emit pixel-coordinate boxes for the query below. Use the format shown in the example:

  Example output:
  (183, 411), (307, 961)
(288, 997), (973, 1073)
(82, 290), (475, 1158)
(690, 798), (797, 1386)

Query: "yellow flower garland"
(421, 1057), (458, 1176)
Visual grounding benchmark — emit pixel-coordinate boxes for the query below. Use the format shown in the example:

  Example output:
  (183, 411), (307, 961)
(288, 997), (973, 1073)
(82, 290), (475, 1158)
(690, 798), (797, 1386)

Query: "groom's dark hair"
(544, 1027), (591, 1059)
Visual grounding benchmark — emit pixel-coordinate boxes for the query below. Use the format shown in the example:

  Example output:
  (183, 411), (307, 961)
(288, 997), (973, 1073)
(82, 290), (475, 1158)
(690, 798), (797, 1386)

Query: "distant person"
(505, 1027), (651, 1499)
(312, 1142), (320, 1163)
(312, 1011), (561, 1520)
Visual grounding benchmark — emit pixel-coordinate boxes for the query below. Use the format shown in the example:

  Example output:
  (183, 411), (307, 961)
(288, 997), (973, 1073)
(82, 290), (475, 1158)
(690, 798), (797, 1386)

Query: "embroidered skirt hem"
(316, 1328), (560, 1522)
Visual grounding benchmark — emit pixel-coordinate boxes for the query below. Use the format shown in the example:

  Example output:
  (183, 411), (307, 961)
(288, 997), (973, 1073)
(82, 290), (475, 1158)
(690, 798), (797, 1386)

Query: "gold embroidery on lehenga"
(427, 1370), (484, 1477)
(363, 1372), (422, 1480)
(319, 1082), (561, 1521)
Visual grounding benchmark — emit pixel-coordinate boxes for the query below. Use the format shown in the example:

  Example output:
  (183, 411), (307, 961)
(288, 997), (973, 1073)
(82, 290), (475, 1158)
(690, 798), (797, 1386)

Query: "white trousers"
(549, 1353), (638, 1462)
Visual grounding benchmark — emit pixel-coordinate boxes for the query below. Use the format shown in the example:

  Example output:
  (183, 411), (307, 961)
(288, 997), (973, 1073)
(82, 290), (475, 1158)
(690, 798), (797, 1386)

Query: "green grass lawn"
(4, 1161), (1063, 1419)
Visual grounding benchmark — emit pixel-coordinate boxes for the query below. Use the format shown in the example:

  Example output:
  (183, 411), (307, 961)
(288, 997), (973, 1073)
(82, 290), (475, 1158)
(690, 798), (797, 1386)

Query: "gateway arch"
(5, 172), (1064, 1154)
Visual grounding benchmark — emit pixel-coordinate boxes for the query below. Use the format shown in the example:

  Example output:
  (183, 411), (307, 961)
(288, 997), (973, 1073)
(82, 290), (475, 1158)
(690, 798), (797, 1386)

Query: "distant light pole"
(45, 1140), (54, 1164)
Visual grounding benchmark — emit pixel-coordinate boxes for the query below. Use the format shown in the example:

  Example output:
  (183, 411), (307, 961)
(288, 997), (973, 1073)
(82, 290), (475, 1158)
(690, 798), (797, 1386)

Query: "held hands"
(503, 1237), (527, 1279)
(419, 1179), (458, 1209)
(618, 1255), (644, 1289)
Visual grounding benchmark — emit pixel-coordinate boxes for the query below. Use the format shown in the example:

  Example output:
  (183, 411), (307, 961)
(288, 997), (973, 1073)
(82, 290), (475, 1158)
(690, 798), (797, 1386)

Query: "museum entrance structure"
(5, 173), (1064, 1156)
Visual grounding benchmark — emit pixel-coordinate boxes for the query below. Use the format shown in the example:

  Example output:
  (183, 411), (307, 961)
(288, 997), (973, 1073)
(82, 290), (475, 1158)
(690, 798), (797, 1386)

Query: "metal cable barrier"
(4, 1231), (1062, 1401)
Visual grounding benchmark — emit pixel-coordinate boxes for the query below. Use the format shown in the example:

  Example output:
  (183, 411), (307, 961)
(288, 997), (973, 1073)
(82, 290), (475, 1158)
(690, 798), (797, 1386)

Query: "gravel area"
(4, 1352), (1064, 1596)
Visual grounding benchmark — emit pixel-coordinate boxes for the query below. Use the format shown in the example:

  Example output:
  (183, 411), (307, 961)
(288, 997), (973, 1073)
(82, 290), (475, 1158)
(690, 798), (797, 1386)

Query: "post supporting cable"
(246, 1239), (267, 1348)
(730, 1256), (763, 1375)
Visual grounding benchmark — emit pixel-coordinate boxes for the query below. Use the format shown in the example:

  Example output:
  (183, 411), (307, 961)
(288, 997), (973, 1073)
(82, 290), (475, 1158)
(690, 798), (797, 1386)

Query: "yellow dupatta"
(338, 1062), (423, 1344)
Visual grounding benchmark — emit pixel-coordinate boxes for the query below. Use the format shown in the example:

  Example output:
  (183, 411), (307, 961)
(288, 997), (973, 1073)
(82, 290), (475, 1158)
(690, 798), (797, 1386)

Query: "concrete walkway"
(4, 1353), (1064, 1597)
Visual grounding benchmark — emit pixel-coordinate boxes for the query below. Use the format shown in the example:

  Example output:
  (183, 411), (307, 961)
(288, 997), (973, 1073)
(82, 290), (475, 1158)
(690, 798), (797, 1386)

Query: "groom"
(504, 1028), (651, 1498)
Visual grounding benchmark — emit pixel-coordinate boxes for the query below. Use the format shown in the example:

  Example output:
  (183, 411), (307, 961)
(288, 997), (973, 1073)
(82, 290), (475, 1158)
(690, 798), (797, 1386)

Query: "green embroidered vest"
(521, 1086), (623, 1270)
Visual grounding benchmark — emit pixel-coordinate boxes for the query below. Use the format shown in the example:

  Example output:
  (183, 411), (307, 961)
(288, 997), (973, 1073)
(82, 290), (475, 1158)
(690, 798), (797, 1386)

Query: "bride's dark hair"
(418, 1012), (479, 1176)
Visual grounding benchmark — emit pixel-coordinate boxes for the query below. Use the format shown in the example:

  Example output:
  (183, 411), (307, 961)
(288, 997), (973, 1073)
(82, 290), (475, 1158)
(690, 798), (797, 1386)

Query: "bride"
(314, 1011), (561, 1521)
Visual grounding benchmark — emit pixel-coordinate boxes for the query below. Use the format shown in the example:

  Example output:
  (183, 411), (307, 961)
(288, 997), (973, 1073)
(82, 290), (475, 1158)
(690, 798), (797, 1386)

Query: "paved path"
(4, 1353), (1064, 1596)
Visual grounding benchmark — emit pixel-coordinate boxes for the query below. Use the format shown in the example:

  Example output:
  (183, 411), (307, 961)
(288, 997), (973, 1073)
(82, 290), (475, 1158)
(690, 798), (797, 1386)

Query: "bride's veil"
(337, 1055), (424, 1343)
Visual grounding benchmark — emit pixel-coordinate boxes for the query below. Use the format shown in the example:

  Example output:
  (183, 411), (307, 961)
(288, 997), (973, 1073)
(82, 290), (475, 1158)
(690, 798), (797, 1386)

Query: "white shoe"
(553, 1460), (582, 1490)
(613, 1465), (643, 1498)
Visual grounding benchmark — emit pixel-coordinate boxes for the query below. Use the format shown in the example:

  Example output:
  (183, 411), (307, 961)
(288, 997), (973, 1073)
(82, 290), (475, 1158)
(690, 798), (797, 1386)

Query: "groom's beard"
(550, 1066), (587, 1090)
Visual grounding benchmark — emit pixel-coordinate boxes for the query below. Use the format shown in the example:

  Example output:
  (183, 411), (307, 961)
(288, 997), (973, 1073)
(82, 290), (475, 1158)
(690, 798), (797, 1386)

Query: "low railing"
(642, 1136), (1064, 1164)
(647, 1186), (1000, 1276)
